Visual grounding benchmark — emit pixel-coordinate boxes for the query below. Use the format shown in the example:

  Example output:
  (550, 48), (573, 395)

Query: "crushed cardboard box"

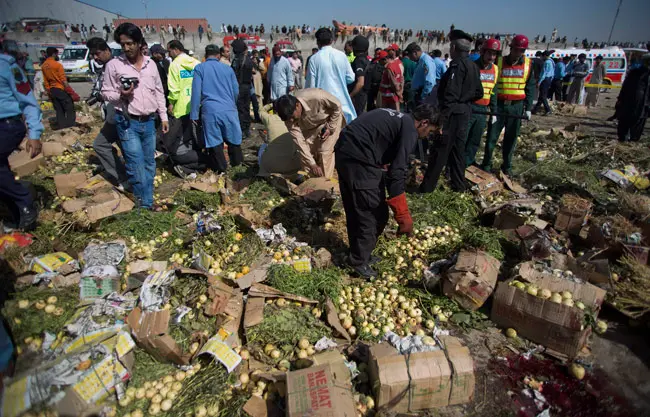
(54, 171), (89, 197)
(9, 150), (44, 177)
(185, 172), (226, 193)
(368, 336), (475, 412)
(61, 191), (134, 222)
(443, 249), (500, 311)
(42, 141), (68, 156)
(244, 283), (318, 329)
(295, 177), (339, 202)
(75, 174), (114, 196)
(126, 307), (201, 365)
(554, 195), (592, 234)
(465, 165), (503, 197)
(267, 173), (298, 195)
(491, 258), (607, 358)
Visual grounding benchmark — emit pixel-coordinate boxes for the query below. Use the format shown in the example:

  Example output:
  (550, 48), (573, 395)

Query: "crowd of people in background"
(1, 19), (649, 245)
(4, 18), (648, 52)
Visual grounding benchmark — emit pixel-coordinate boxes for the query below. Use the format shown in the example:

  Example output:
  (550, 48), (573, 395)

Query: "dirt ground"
(14, 82), (650, 417)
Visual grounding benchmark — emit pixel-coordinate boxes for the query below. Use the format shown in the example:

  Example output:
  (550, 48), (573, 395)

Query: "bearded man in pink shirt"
(102, 22), (169, 209)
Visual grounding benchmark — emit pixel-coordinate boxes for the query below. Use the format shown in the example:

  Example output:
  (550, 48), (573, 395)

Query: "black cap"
(231, 39), (247, 54)
(448, 29), (473, 43)
(542, 50), (554, 57)
(350, 35), (369, 53)
(404, 42), (421, 54)
(150, 44), (166, 55)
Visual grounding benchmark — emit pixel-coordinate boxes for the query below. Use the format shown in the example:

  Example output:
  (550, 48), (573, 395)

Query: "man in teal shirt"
(401, 50), (416, 111)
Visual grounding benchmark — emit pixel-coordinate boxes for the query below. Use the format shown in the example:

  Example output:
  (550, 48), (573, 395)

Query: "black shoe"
(369, 255), (381, 265)
(351, 264), (377, 279)
(173, 165), (189, 179)
(18, 205), (38, 232)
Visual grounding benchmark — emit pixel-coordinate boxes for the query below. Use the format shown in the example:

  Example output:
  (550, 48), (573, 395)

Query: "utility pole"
(142, 0), (149, 19)
(607, 0), (622, 44)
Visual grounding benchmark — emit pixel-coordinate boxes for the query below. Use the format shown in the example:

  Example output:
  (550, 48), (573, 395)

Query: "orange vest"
(497, 56), (531, 101)
(475, 64), (499, 106)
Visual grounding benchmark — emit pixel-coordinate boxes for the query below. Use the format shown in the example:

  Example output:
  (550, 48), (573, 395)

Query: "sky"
(82, 0), (650, 42)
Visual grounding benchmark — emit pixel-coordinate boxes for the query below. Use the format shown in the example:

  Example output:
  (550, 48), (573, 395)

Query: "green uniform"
(481, 57), (535, 174)
(465, 84), (498, 166)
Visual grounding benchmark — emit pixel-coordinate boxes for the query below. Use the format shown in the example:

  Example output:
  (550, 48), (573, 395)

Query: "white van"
(60, 44), (91, 80)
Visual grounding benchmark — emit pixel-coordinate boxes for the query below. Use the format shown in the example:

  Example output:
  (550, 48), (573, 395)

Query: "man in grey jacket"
(87, 37), (129, 190)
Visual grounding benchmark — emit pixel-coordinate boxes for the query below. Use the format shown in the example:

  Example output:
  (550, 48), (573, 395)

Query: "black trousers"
(550, 78), (563, 101)
(352, 93), (367, 117)
(561, 77), (571, 102)
(237, 84), (252, 136)
(618, 115), (648, 142)
(533, 78), (552, 113)
(366, 88), (379, 112)
(206, 143), (243, 173)
(1, 119), (32, 223)
(50, 87), (76, 129)
(336, 156), (389, 267)
(172, 150), (207, 172)
(251, 92), (261, 121)
(420, 105), (470, 193)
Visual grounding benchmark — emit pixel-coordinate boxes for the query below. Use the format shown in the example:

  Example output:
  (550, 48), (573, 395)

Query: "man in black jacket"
(335, 104), (438, 278)
(615, 53), (650, 142)
(150, 44), (170, 106)
(348, 35), (370, 116)
(231, 39), (253, 138)
(420, 29), (483, 193)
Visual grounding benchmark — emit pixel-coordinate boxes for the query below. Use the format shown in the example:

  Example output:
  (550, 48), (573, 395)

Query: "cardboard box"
(244, 283), (317, 329)
(54, 171), (88, 197)
(368, 337), (475, 413)
(443, 250), (500, 311)
(42, 141), (67, 156)
(295, 177), (339, 203)
(62, 191), (134, 222)
(126, 307), (197, 365)
(491, 260), (607, 358)
(286, 363), (356, 417)
(554, 195), (592, 234)
(465, 165), (503, 197)
(310, 350), (352, 388)
(493, 207), (528, 230)
(51, 128), (81, 146)
(8, 150), (44, 176)
(438, 336), (476, 405)
(75, 174), (114, 195)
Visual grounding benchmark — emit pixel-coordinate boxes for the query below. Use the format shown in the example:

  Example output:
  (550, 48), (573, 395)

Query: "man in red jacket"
(379, 43), (404, 110)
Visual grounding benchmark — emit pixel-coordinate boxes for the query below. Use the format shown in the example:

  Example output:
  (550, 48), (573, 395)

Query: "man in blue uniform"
(405, 42), (438, 106)
(0, 39), (43, 231)
(190, 44), (243, 172)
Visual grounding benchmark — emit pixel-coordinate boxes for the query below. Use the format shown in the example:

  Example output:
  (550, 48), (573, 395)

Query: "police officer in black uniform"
(231, 39), (254, 138)
(335, 104), (438, 278)
(420, 29), (483, 193)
